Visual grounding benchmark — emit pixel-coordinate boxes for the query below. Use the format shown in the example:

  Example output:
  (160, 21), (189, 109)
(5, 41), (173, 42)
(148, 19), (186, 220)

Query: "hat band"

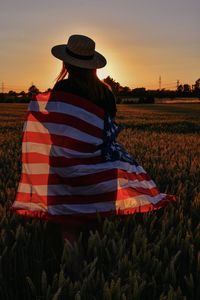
(66, 47), (94, 60)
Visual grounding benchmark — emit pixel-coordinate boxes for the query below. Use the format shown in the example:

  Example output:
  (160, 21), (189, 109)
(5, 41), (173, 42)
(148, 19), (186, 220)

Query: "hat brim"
(51, 44), (107, 69)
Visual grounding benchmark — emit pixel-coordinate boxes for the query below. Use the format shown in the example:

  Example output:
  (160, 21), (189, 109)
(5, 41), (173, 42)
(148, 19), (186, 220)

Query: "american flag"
(12, 91), (175, 223)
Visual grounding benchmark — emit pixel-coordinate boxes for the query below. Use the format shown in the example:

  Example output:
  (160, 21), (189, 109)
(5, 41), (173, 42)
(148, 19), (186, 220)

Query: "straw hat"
(51, 34), (107, 69)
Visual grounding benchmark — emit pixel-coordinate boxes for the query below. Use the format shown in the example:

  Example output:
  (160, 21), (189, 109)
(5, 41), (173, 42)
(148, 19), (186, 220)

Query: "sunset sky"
(0, 0), (199, 92)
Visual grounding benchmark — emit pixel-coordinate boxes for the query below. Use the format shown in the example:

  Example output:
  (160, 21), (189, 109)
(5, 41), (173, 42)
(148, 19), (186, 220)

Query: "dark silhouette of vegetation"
(0, 77), (200, 103)
(0, 84), (40, 103)
(103, 76), (200, 104)
(28, 84), (40, 97)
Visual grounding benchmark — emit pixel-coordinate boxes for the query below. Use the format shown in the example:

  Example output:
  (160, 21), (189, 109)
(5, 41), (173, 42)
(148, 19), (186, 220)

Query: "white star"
(105, 153), (111, 160)
(106, 130), (112, 137)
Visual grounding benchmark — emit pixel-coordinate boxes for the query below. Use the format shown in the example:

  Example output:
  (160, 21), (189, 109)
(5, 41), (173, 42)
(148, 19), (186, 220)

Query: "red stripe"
(27, 111), (103, 139)
(32, 92), (49, 102)
(20, 169), (151, 186)
(22, 152), (104, 166)
(23, 131), (97, 153)
(16, 185), (161, 205)
(11, 194), (176, 224)
(34, 91), (105, 119)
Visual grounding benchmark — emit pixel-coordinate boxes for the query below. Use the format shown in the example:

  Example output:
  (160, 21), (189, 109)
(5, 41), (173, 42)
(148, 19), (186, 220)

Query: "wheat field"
(0, 103), (199, 299)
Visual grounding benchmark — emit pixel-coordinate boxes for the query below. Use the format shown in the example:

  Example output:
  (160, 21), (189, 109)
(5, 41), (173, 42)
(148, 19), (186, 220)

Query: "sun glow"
(97, 67), (109, 80)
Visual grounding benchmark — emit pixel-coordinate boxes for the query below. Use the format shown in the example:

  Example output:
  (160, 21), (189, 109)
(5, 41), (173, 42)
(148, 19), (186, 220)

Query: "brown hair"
(55, 62), (112, 107)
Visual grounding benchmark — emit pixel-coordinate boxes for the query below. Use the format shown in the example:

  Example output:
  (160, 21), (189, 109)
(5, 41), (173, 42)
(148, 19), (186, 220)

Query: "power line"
(159, 76), (161, 90)
(1, 83), (50, 93)
(0, 79), (188, 93)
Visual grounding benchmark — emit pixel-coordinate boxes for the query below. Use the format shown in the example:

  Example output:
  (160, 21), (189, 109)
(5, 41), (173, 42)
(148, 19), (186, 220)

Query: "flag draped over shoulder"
(12, 91), (175, 223)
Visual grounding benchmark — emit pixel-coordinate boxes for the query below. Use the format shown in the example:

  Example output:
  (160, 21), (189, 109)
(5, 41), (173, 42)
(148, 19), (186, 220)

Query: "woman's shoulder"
(52, 79), (83, 98)
(98, 81), (117, 118)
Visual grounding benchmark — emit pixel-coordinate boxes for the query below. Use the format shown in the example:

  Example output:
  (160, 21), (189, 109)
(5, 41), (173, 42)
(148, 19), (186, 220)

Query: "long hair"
(56, 62), (68, 82)
(55, 62), (112, 106)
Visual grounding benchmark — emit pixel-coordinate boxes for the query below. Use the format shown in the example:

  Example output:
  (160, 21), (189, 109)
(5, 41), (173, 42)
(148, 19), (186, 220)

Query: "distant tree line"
(0, 78), (200, 103)
(103, 77), (200, 104)
(0, 85), (51, 103)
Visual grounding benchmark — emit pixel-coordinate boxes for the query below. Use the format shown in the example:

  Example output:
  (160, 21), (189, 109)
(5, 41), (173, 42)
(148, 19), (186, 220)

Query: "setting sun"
(97, 67), (110, 80)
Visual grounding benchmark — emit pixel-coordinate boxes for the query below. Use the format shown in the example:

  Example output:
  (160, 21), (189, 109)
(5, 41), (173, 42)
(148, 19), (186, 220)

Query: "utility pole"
(176, 80), (180, 90)
(159, 76), (161, 90)
(1, 82), (4, 93)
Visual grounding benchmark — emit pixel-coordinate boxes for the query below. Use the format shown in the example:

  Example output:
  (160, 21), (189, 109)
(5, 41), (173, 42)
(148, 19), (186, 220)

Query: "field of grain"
(0, 103), (199, 299)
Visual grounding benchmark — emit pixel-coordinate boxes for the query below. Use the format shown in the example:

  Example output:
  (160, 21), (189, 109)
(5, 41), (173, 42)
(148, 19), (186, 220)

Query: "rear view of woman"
(12, 34), (175, 240)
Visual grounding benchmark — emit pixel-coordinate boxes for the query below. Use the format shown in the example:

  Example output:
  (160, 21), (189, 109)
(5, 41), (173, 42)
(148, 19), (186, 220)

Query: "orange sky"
(0, 0), (200, 92)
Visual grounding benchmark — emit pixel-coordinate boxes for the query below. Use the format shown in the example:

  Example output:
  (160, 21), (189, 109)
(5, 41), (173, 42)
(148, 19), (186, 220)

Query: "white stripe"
(17, 178), (156, 196)
(22, 163), (53, 175)
(22, 142), (51, 155)
(24, 121), (102, 145)
(12, 194), (166, 215)
(29, 101), (104, 129)
(22, 142), (101, 158)
(12, 201), (47, 211)
(28, 101), (47, 113)
(23, 121), (28, 132)
(116, 193), (165, 207)
(22, 160), (146, 176)
(18, 182), (47, 195)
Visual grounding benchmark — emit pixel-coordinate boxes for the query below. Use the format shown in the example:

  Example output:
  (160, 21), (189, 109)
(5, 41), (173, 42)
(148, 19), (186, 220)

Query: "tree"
(8, 90), (17, 97)
(131, 88), (146, 97)
(28, 85), (40, 96)
(103, 76), (122, 95)
(18, 91), (26, 97)
(183, 84), (191, 93)
(177, 84), (192, 96)
(177, 84), (183, 94)
(194, 78), (200, 89)
(120, 86), (131, 95)
(194, 78), (200, 96)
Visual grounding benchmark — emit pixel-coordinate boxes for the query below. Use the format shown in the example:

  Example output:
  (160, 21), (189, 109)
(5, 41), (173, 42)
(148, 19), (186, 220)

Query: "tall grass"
(0, 103), (199, 299)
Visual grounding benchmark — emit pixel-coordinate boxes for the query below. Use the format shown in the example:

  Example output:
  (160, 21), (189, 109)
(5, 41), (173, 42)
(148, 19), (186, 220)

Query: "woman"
(12, 34), (175, 241)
